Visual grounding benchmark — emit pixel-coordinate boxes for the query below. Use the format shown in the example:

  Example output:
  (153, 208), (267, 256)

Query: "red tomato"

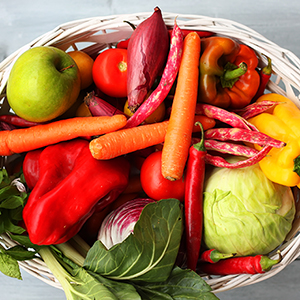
(92, 48), (127, 98)
(140, 151), (185, 202)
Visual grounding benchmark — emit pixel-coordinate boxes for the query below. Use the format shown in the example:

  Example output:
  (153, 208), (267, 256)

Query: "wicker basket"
(1, 11), (300, 294)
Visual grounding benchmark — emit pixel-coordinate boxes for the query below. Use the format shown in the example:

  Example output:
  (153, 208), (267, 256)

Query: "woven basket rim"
(1, 11), (300, 294)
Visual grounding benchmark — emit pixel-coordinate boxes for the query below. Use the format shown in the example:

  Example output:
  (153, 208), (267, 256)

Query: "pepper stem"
(260, 251), (282, 272)
(209, 249), (237, 263)
(123, 20), (136, 31)
(221, 62), (248, 88)
(261, 54), (272, 75)
(193, 122), (206, 152)
(223, 62), (247, 81)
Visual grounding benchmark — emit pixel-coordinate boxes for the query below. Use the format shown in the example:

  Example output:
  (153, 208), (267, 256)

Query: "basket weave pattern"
(1, 12), (300, 293)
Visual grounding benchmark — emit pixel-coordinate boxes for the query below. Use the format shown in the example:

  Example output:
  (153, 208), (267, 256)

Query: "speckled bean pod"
(234, 100), (279, 119)
(203, 139), (259, 157)
(195, 103), (257, 131)
(125, 21), (183, 128)
(204, 127), (285, 148)
(205, 145), (273, 168)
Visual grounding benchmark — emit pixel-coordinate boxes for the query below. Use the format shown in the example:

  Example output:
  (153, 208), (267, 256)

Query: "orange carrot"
(89, 115), (215, 160)
(0, 115), (127, 156)
(161, 32), (201, 181)
(89, 120), (169, 160)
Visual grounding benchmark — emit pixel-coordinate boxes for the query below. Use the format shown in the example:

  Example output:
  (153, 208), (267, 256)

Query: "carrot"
(89, 121), (169, 160)
(161, 32), (201, 181)
(0, 115), (127, 156)
(89, 115), (215, 160)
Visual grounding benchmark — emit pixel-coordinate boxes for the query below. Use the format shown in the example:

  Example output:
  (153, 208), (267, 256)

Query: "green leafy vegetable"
(9, 233), (43, 250)
(0, 168), (40, 279)
(0, 169), (28, 236)
(293, 155), (300, 176)
(84, 199), (183, 282)
(0, 246), (22, 280)
(0, 187), (219, 299)
(133, 266), (219, 300)
(203, 157), (296, 256)
(4, 244), (37, 261)
(40, 246), (142, 300)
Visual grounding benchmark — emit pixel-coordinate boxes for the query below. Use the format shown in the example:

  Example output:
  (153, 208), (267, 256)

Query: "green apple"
(6, 46), (81, 122)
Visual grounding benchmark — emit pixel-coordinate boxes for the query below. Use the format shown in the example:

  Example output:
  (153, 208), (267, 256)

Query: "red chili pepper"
(199, 249), (236, 263)
(199, 252), (282, 275)
(252, 54), (272, 101)
(0, 114), (41, 128)
(0, 121), (16, 131)
(116, 39), (130, 49)
(184, 122), (207, 271)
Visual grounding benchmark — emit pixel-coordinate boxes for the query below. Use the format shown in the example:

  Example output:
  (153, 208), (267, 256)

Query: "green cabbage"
(203, 157), (296, 256)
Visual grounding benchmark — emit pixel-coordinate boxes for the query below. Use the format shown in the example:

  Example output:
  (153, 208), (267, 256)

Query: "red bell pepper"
(199, 36), (260, 109)
(22, 138), (130, 245)
(23, 148), (43, 190)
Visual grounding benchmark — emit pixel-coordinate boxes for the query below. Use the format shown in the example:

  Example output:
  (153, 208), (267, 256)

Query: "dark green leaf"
(0, 169), (11, 188)
(89, 270), (142, 300)
(0, 170), (28, 236)
(68, 266), (121, 300)
(84, 199), (183, 283)
(0, 194), (24, 209)
(0, 252), (22, 279)
(9, 233), (43, 250)
(134, 266), (219, 300)
(0, 210), (25, 235)
(134, 287), (173, 300)
(9, 205), (24, 221)
(6, 245), (37, 261)
(49, 247), (141, 300)
(293, 155), (300, 176)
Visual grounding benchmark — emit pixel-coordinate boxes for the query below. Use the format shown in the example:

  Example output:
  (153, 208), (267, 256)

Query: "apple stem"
(59, 65), (75, 72)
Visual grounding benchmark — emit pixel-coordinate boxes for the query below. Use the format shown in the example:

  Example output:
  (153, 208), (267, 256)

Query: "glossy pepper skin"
(199, 249), (235, 263)
(22, 138), (130, 245)
(199, 37), (260, 109)
(199, 253), (281, 275)
(184, 122), (206, 271)
(248, 93), (300, 187)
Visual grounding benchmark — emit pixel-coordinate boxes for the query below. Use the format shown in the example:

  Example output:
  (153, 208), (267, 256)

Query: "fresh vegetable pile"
(0, 6), (299, 300)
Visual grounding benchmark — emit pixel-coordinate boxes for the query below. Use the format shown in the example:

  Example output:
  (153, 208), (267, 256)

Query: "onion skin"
(127, 7), (169, 113)
(125, 20), (183, 128)
(97, 198), (154, 249)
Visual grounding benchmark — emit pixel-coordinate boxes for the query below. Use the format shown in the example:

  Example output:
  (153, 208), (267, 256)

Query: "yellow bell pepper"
(248, 93), (300, 187)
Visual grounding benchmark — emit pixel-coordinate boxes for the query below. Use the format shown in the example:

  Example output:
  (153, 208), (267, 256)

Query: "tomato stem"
(118, 61), (127, 72)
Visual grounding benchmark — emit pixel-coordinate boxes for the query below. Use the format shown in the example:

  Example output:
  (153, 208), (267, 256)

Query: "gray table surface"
(1, 0), (300, 299)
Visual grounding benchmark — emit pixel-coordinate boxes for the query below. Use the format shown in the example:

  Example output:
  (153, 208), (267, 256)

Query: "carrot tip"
(165, 175), (177, 181)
